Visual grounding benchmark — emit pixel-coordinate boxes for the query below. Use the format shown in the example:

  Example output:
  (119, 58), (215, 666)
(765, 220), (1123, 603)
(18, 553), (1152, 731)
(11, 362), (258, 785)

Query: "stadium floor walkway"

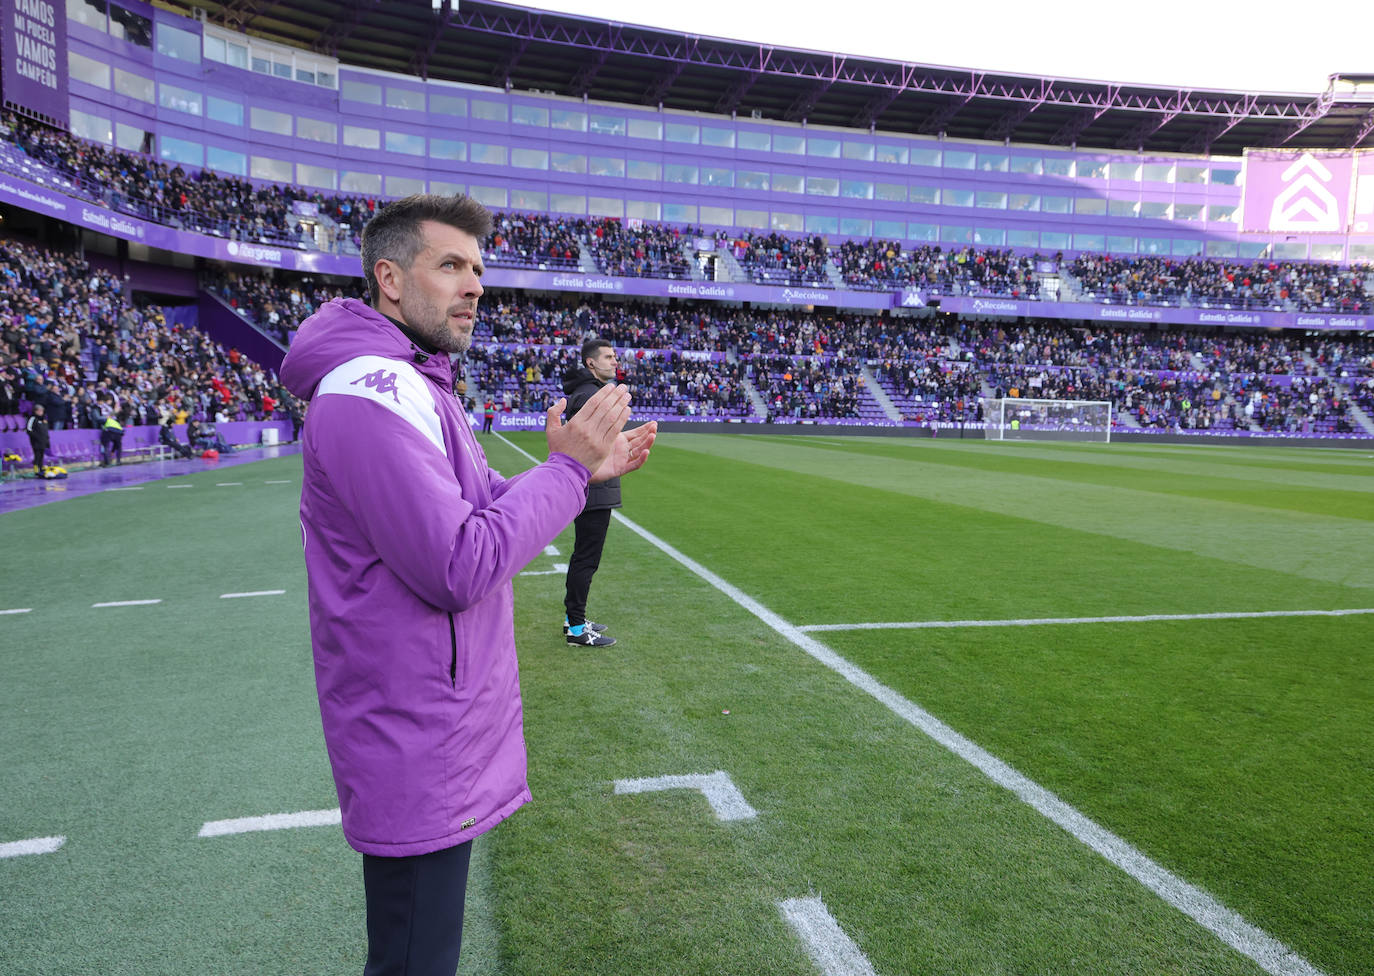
(0, 444), (303, 515)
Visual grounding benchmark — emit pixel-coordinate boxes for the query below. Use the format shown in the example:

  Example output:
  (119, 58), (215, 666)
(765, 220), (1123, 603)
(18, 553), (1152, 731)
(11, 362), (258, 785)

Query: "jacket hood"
(281, 298), (454, 400)
(562, 365), (599, 394)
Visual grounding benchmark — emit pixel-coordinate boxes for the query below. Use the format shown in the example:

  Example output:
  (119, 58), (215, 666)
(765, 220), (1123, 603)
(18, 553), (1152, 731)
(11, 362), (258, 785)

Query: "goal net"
(984, 398), (1113, 442)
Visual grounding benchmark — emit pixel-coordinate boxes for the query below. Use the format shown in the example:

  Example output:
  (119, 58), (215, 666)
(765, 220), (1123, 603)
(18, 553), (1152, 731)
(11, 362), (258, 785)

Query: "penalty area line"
(0, 835), (65, 858)
(199, 808), (341, 838)
(799, 607), (1374, 632)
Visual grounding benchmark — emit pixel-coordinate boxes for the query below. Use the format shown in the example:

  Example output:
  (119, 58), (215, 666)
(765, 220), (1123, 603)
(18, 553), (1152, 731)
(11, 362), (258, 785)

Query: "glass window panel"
(910, 147), (941, 167)
(1074, 197), (1106, 215)
(589, 155), (625, 178)
(737, 209), (769, 229)
(68, 0), (107, 32)
(469, 185), (508, 207)
(1109, 162), (1140, 180)
(589, 196), (623, 217)
(385, 175), (424, 196)
(976, 191), (1007, 209)
(808, 137), (841, 158)
(155, 136), (199, 166)
(1209, 205), (1237, 222)
(940, 225), (973, 243)
(1109, 199), (1139, 218)
(1140, 201), (1171, 219)
(111, 0), (148, 41)
(113, 68), (154, 102)
(702, 167), (733, 187)
(974, 227), (1006, 245)
(1273, 241), (1307, 259)
(1139, 236), (1170, 254)
(430, 139), (466, 161)
(1348, 244), (1374, 261)
(1073, 233), (1105, 251)
(876, 143), (910, 165)
(773, 172), (804, 193)
(626, 200), (661, 220)
(1210, 168), (1240, 185)
(471, 101), (507, 122)
(909, 185), (940, 204)
(1078, 160), (1107, 179)
(510, 189), (548, 210)
(1010, 155), (1042, 175)
(771, 211), (803, 232)
(664, 122), (699, 143)
(977, 153), (1008, 172)
(841, 179), (873, 199)
(1107, 235), (1137, 253)
(843, 141), (875, 161)
(1172, 239), (1203, 256)
(207, 96), (243, 126)
(511, 148), (549, 169)
(429, 180), (464, 196)
(1042, 195), (1071, 213)
(1205, 241), (1238, 257)
(944, 150), (975, 170)
(430, 93), (468, 117)
(627, 118), (661, 140)
(1309, 243), (1343, 261)
(384, 131), (426, 156)
(1040, 230), (1070, 249)
(738, 129), (771, 151)
(702, 126), (735, 148)
(551, 109), (586, 131)
(1009, 193), (1040, 212)
(874, 219), (905, 238)
(251, 155), (292, 182)
(1174, 203), (1204, 221)
(876, 182), (906, 202)
(295, 68), (316, 84)
(840, 217), (872, 236)
(156, 22), (200, 62)
(69, 52), (111, 88)
(470, 143), (508, 165)
(700, 205), (733, 225)
(1238, 241), (1269, 258)
(627, 159), (661, 180)
(206, 145), (246, 176)
(773, 133), (805, 154)
(297, 163), (336, 189)
(806, 214), (838, 234)
(589, 113), (626, 136)
(1141, 163), (1172, 182)
(511, 103), (548, 126)
(739, 170), (769, 191)
(115, 122), (147, 152)
(1043, 157), (1074, 177)
(159, 83), (202, 116)
(70, 109), (112, 144)
(272, 61), (291, 80)
(250, 107), (292, 135)
(806, 176), (839, 196)
(387, 87), (425, 111)
(945, 189), (974, 207)
(664, 164), (698, 184)
(342, 79), (382, 105)
(551, 193), (586, 214)
(1177, 165), (1207, 184)
(1007, 229), (1040, 248)
(297, 117), (336, 143)
(552, 152), (586, 174)
(343, 125), (380, 150)
(664, 203), (698, 222)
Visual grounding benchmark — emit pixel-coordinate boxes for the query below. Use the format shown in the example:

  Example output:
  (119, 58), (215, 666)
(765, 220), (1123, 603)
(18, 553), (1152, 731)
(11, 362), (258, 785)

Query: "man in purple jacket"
(280, 194), (655, 976)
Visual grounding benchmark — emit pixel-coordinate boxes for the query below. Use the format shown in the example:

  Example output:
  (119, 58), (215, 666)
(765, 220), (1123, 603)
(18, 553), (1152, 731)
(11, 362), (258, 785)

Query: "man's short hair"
(360, 194), (493, 305)
(581, 338), (613, 368)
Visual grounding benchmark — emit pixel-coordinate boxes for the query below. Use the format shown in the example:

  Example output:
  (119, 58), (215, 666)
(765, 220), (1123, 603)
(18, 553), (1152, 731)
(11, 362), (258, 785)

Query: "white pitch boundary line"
(220, 590), (286, 599)
(614, 771), (759, 821)
(106, 486), (143, 491)
(198, 808), (341, 838)
(264, 479), (293, 484)
(1, 608), (33, 615)
(0, 835), (65, 859)
(778, 896), (880, 976)
(215, 482), (243, 487)
(495, 432), (1325, 976)
(167, 484), (193, 489)
(800, 607), (1374, 632)
(91, 599), (162, 608)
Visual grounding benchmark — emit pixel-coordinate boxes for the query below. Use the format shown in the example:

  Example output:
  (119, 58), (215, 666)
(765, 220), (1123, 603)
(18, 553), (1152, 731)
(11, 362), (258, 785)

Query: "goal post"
(984, 397), (1114, 443)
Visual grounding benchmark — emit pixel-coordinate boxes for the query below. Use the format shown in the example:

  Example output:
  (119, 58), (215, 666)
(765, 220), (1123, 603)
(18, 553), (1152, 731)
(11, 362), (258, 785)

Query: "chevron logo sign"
(1268, 152), (1341, 232)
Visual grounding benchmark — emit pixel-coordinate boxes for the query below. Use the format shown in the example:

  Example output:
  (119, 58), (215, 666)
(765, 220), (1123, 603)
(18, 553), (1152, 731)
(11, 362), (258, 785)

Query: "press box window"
(156, 23), (200, 62)
(387, 88), (426, 112)
(159, 83), (202, 116)
(250, 107), (292, 136)
(343, 126), (380, 150)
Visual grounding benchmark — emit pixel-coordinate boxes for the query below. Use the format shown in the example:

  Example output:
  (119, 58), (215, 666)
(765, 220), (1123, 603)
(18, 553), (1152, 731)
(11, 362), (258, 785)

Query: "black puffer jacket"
(562, 366), (621, 510)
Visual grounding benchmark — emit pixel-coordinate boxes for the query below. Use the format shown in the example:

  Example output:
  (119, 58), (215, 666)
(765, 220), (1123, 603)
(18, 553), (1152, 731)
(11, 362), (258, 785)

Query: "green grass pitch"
(1, 434), (1370, 975)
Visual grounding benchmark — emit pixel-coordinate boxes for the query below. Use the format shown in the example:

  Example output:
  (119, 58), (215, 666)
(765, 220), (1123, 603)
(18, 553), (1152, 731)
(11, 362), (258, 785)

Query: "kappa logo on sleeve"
(351, 368), (401, 404)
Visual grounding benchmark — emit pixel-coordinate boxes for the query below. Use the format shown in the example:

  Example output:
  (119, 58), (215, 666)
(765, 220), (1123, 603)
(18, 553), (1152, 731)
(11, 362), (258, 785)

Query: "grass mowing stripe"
(778, 897), (879, 976)
(493, 432), (1323, 976)
(0, 836), (65, 858)
(198, 809), (342, 838)
(800, 607), (1374, 631)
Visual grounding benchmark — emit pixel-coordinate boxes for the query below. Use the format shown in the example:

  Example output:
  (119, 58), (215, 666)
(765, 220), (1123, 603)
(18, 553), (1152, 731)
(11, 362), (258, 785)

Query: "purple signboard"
(1, 0), (67, 124)
(1241, 150), (1356, 235)
(934, 294), (1373, 332)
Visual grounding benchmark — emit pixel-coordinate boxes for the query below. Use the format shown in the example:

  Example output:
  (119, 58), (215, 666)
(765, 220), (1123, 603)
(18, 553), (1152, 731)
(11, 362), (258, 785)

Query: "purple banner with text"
(1, 0), (67, 125)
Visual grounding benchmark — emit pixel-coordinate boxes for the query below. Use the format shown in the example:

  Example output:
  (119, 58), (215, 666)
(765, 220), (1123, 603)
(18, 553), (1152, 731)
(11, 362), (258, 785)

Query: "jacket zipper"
(448, 612), (458, 688)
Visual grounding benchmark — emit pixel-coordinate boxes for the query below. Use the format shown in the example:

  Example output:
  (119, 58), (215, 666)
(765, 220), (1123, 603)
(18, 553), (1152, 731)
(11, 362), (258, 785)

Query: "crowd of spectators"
(204, 270), (349, 345)
(485, 212), (583, 270)
(584, 219), (695, 279)
(717, 232), (830, 286)
(832, 241), (1046, 300)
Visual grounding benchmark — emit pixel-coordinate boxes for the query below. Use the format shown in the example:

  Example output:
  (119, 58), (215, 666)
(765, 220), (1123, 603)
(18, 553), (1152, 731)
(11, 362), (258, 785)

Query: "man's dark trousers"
(362, 841), (472, 976)
(564, 506), (611, 625)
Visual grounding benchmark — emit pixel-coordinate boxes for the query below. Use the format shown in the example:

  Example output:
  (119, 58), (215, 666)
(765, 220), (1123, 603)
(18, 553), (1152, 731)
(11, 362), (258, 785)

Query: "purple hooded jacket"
(280, 298), (591, 856)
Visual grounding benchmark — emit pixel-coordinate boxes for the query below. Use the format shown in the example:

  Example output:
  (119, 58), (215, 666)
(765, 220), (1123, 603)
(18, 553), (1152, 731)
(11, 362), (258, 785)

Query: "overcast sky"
(514, 0), (1370, 95)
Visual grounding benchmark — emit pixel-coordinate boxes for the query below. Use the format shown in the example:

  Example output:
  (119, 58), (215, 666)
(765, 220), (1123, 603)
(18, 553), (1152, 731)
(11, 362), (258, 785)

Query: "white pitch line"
(799, 607), (1374, 632)
(107, 486), (143, 491)
(778, 896), (880, 976)
(198, 808), (341, 838)
(167, 484), (193, 489)
(264, 479), (293, 484)
(92, 599), (162, 608)
(215, 482), (243, 487)
(614, 771), (759, 821)
(1, 608), (33, 615)
(519, 569), (562, 577)
(0, 835), (65, 859)
(220, 590), (286, 599)
(544, 544), (560, 556)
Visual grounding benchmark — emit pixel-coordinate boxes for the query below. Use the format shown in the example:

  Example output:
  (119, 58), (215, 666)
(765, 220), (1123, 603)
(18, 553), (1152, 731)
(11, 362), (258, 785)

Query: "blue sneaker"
(563, 617), (608, 637)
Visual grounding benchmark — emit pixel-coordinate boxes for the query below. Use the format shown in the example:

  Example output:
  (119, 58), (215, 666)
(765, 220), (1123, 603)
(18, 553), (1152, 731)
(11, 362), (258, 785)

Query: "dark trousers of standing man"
(362, 840), (472, 976)
(564, 507), (611, 626)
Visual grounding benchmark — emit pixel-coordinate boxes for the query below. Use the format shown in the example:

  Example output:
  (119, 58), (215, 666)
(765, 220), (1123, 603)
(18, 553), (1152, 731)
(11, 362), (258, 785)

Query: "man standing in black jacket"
(562, 338), (622, 647)
(26, 404), (50, 477)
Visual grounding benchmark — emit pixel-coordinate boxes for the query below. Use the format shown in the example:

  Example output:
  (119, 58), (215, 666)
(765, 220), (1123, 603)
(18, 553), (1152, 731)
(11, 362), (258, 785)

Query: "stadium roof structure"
(162, 0), (1374, 156)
